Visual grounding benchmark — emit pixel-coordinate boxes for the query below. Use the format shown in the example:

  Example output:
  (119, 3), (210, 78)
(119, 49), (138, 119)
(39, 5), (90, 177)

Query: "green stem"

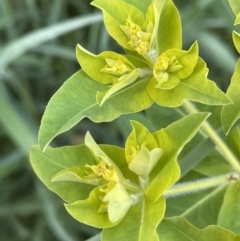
(182, 100), (240, 173)
(164, 173), (233, 198)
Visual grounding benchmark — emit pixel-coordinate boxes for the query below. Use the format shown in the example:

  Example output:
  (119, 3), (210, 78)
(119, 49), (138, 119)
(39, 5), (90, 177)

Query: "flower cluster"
(74, 0), (215, 109)
(52, 122), (162, 223)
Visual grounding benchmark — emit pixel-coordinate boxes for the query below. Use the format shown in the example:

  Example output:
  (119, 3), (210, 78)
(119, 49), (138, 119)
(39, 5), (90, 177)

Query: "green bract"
(148, 57), (231, 107)
(153, 42), (198, 89)
(76, 44), (146, 106)
(125, 121), (162, 177)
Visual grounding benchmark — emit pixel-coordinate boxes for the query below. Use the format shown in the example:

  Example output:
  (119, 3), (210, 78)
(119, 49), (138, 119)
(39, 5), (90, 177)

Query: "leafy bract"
(153, 42), (198, 90)
(144, 112), (209, 203)
(155, 0), (182, 55)
(102, 196), (165, 241)
(76, 44), (139, 84)
(65, 182), (134, 227)
(29, 145), (96, 203)
(148, 57), (231, 107)
(221, 59), (240, 134)
(91, 0), (146, 51)
(30, 144), (138, 201)
(158, 216), (239, 241)
(38, 70), (153, 151)
(65, 186), (120, 228)
(125, 121), (162, 177)
(218, 181), (240, 235)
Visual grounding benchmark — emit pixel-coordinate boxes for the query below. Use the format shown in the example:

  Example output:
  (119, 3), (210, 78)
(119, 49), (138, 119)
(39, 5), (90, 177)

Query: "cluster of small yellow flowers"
(121, 16), (153, 55)
(154, 55), (182, 84)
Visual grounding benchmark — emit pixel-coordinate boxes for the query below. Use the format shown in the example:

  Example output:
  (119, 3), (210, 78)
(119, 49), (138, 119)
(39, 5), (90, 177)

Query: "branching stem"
(164, 173), (236, 198)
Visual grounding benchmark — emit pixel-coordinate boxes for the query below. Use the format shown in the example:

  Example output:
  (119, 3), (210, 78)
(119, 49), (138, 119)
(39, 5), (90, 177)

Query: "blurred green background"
(0, 0), (239, 240)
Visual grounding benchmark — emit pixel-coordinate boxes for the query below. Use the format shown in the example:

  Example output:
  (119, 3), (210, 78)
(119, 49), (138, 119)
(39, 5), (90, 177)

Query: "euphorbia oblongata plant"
(30, 0), (240, 240)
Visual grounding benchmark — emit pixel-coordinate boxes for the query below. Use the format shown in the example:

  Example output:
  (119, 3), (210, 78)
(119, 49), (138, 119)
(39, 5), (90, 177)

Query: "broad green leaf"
(91, 0), (146, 51)
(102, 195), (165, 241)
(158, 216), (238, 241)
(30, 145), (96, 203)
(145, 112), (209, 203)
(156, 0), (182, 55)
(38, 70), (153, 150)
(65, 186), (119, 228)
(218, 180), (240, 234)
(148, 57), (231, 107)
(180, 185), (228, 229)
(221, 59), (240, 134)
(228, 0), (240, 16)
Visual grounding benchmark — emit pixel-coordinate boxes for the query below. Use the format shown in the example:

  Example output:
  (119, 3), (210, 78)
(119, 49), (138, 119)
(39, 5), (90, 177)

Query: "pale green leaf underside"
(39, 70), (153, 150)
(102, 196), (165, 241)
(221, 59), (240, 134)
(158, 217), (239, 241)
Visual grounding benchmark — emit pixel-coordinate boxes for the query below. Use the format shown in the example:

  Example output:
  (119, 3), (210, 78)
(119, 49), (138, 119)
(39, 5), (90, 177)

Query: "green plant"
(30, 0), (240, 240)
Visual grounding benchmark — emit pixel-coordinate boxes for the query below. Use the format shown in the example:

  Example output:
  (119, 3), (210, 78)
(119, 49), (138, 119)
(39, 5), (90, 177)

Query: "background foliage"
(0, 0), (239, 240)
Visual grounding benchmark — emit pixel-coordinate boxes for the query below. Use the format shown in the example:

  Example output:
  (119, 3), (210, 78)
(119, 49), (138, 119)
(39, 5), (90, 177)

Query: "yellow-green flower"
(153, 55), (182, 89)
(85, 131), (127, 184)
(98, 182), (134, 223)
(127, 143), (162, 178)
(152, 42), (199, 90)
(85, 161), (119, 183)
(121, 16), (153, 55)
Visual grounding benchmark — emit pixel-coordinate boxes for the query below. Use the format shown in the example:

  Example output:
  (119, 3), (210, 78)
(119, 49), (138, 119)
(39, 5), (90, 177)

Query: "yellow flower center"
(154, 55), (182, 84)
(85, 161), (118, 182)
(101, 59), (132, 76)
(121, 16), (152, 55)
